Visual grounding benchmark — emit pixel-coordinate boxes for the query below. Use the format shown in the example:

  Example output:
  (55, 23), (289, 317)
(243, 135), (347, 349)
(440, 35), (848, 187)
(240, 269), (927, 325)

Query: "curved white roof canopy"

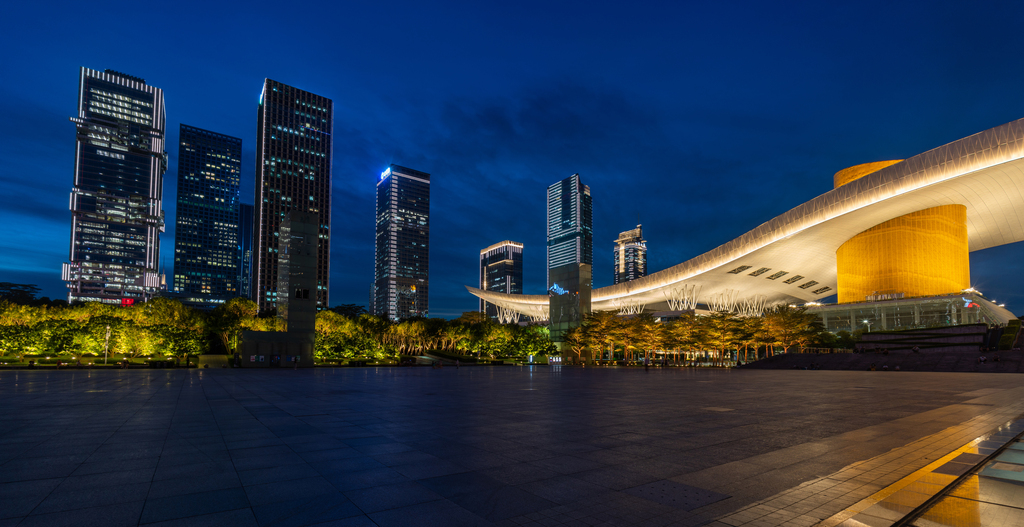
(468, 118), (1024, 318)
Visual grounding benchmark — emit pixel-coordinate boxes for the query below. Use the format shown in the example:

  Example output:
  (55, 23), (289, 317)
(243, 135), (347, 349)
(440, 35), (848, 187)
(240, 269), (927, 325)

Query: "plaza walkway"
(2, 368), (1024, 526)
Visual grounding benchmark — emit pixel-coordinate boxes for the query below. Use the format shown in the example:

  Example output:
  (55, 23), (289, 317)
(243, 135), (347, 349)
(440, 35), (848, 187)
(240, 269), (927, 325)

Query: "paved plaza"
(2, 367), (1024, 527)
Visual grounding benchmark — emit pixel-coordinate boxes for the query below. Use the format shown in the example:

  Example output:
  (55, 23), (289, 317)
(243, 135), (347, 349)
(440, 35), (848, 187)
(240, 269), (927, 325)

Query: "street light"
(864, 319), (872, 332)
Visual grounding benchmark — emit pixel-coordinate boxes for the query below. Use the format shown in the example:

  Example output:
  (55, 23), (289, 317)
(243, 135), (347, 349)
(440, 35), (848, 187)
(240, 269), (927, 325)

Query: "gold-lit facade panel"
(836, 205), (969, 303)
(833, 160), (904, 188)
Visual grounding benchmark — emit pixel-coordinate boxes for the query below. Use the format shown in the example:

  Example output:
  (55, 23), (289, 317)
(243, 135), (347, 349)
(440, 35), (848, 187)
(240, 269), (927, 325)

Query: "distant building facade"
(253, 79), (333, 311)
(172, 125), (242, 298)
(546, 173), (592, 285)
(479, 241), (523, 318)
(613, 224), (647, 284)
(63, 68), (167, 305)
(374, 164), (430, 321)
(239, 203), (254, 299)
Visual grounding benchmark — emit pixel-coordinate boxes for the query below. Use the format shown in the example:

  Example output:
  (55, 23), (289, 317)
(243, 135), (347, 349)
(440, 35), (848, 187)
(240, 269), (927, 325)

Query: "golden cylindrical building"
(833, 162), (970, 303)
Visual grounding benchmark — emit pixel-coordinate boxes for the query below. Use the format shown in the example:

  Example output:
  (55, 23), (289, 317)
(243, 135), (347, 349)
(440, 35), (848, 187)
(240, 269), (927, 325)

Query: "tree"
(611, 316), (641, 361)
(632, 313), (665, 362)
(516, 325), (555, 357)
(456, 311), (490, 325)
(210, 298), (260, 354)
(316, 310), (357, 358)
(701, 311), (741, 366)
(114, 324), (156, 358)
(330, 304), (367, 319)
(0, 283), (40, 304)
(665, 314), (699, 360)
(583, 311), (619, 361)
(564, 326), (587, 363)
(737, 317), (765, 362)
(764, 305), (821, 353)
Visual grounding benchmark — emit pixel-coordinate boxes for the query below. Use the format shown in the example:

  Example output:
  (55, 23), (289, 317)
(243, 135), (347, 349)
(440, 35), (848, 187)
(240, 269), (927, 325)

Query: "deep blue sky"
(4, 1), (1024, 317)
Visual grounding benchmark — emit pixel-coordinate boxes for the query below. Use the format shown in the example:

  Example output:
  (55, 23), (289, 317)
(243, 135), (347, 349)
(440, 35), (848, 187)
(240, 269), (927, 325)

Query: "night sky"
(4, 1), (1024, 317)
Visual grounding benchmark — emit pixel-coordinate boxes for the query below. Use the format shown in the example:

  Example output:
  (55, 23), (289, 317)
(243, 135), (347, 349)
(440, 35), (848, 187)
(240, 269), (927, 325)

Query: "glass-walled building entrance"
(808, 292), (1015, 333)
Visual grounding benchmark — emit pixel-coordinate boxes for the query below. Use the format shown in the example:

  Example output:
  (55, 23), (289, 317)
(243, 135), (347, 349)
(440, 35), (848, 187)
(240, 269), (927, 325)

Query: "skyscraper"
(479, 241), (523, 317)
(254, 79), (333, 311)
(374, 164), (430, 321)
(546, 174), (593, 348)
(63, 68), (167, 305)
(239, 203), (254, 299)
(613, 224), (647, 284)
(172, 125), (242, 298)
(546, 173), (592, 285)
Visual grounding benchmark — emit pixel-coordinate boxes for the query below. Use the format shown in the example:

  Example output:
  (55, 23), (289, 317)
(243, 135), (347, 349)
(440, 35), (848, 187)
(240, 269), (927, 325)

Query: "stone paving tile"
(5, 369), (1024, 526)
(18, 499), (146, 527)
(139, 508), (258, 527)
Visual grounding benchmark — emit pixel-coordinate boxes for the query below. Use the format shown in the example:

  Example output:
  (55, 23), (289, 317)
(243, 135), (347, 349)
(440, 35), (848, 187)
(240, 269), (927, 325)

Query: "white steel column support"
(707, 289), (738, 313)
(663, 284), (701, 311)
(615, 299), (646, 315)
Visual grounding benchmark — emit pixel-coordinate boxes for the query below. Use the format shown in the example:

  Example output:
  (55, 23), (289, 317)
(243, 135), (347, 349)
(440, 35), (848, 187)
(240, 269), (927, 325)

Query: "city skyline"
(6, 2), (1024, 317)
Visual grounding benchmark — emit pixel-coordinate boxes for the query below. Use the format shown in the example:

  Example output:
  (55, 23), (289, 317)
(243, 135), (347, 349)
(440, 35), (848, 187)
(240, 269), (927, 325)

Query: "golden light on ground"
(836, 204), (969, 303)
(833, 160), (904, 188)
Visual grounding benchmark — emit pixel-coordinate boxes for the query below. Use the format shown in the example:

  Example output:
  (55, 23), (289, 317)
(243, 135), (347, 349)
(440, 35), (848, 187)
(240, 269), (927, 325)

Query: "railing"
(788, 347), (855, 354)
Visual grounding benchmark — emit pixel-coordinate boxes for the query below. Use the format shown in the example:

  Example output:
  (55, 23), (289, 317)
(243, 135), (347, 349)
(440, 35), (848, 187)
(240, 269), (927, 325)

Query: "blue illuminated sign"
(380, 167), (391, 180)
(548, 284), (568, 296)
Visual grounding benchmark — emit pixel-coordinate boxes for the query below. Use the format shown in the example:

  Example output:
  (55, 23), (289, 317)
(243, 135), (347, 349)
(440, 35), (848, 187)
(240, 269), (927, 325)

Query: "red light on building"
(121, 298), (135, 306)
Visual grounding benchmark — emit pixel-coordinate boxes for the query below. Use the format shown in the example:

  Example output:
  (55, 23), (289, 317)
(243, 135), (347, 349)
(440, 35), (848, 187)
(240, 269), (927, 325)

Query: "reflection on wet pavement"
(732, 409), (1024, 527)
(910, 437), (1024, 527)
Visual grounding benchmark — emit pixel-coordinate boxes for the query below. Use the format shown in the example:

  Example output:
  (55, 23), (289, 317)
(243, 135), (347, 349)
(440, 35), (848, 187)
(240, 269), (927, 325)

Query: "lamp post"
(103, 325), (111, 364)
(863, 320), (872, 333)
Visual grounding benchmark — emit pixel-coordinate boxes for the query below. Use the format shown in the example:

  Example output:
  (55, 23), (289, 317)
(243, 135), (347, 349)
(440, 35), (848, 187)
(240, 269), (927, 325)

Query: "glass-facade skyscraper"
(239, 203), (254, 299)
(172, 125), (242, 297)
(479, 241), (523, 317)
(374, 164), (430, 321)
(613, 224), (647, 284)
(546, 173), (592, 285)
(254, 79), (333, 311)
(63, 68), (167, 305)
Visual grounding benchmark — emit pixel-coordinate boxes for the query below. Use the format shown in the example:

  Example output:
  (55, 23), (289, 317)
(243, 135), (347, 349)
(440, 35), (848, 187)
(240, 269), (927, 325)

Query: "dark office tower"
(172, 125), (242, 298)
(239, 204), (254, 299)
(479, 241), (523, 317)
(278, 211), (319, 335)
(254, 79), (333, 311)
(374, 165), (430, 321)
(63, 68), (167, 305)
(546, 173), (592, 286)
(613, 224), (647, 284)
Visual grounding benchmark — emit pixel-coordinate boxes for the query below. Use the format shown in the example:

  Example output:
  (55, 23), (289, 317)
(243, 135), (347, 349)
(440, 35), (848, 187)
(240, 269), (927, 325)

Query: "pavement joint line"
(816, 415), (1024, 527)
